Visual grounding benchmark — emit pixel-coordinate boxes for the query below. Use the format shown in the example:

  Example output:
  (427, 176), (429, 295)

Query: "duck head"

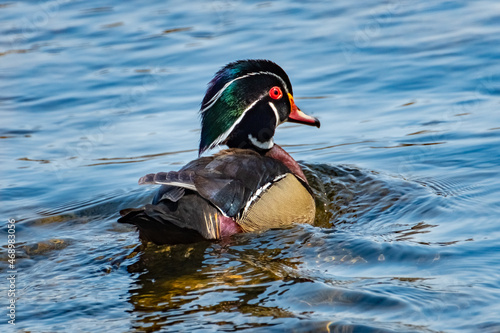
(199, 59), (320, 155)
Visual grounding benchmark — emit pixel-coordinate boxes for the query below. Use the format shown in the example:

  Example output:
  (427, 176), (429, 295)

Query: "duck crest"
(201, 60), (293, 108)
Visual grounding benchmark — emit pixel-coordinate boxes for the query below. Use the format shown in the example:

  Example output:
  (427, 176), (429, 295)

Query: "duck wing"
(140, 149), (292, 217)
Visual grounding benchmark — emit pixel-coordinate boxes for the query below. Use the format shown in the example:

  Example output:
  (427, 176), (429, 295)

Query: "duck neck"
(265, 144), (308, 184)
(226, 138), (307, 183)
(226, 137), (274, 155)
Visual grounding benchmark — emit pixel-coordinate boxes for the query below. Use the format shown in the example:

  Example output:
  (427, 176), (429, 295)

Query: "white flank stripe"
(241, 173), (289, 216)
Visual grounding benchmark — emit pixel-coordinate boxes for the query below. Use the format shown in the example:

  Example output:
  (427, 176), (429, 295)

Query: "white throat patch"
(248, 134), (274, 150)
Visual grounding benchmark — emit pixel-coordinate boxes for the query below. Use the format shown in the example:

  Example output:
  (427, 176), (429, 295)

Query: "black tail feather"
(118, 205), (205, 245)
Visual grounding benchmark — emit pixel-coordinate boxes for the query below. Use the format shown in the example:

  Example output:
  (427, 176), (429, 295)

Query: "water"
(1, 0), (500, 332)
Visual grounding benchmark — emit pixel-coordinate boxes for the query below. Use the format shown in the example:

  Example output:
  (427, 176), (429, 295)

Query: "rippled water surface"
(2, 0), (500, 332)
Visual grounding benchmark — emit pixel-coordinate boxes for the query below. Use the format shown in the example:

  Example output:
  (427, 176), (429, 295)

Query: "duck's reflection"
(126, 233), (307, 331)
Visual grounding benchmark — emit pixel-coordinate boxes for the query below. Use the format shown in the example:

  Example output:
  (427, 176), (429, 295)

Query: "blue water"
(1, 0), (500, 332)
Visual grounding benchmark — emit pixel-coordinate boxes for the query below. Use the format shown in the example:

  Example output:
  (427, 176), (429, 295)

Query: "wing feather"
(138, 149), (293, 217)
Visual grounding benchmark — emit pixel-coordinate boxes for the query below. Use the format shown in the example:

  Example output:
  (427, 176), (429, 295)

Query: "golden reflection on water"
(126, 240), (303, 331)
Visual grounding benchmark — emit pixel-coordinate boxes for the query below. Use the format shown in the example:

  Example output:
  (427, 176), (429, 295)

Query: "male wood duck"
(119, 59), (320, 244)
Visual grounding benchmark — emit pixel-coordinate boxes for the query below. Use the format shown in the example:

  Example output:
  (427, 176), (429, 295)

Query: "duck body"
(119, 60), (320, 245)
(120, 145), (315, 244)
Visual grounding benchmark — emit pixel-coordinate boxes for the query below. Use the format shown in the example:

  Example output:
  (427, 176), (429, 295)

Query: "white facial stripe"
(207, 92), (267, 151)
(268, 101), (280, 127)
(248, 134), (274, 149)
(201, 71), (289, 114)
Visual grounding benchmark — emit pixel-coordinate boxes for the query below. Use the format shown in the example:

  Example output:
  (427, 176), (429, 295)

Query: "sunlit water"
(1, 0), (500, 332)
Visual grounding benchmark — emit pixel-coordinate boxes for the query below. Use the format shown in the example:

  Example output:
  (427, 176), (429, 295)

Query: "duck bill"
(287, 94), (320, 128)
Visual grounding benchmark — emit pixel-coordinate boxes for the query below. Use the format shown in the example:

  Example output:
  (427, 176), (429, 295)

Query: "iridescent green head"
(199, 59), (320, 155)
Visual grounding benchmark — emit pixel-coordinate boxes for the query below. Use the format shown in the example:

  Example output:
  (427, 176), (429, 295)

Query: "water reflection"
(127, 237), (306, 331)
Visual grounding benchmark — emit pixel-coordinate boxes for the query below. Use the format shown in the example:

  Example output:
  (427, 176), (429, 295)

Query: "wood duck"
(119, 59), (320, 244)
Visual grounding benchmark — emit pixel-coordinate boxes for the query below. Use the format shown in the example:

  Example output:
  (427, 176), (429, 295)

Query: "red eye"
(269, 86), (283, 100)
